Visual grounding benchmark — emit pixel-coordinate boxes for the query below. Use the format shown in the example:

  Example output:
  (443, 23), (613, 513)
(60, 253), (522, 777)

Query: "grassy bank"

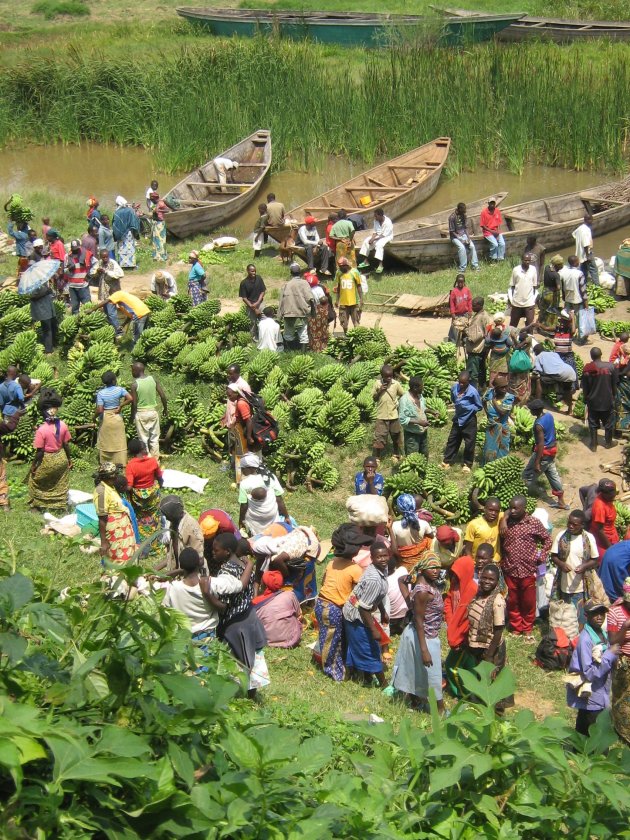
(0, 32), (628, 174)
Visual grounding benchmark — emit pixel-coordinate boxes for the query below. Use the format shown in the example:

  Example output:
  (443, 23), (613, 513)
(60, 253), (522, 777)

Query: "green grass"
(31, 0), (89, 20)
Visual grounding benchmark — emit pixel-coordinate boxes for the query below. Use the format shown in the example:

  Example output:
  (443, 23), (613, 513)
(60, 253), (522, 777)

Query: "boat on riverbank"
(441, 7), (630, 43)
(176, 7), (524, 47)
(265, 137), (451, 241)
(164, 130), (271, 238)
(386, 180), (630, 272)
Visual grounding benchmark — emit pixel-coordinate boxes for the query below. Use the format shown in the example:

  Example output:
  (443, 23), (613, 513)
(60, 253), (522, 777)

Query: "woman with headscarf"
(481, 373), (515, 464)
(305, 271), (332, 352)
(96, 371), (132, 467)
(314, 524), (372, 681)
(389, 493), (433, 571)
(159, 494), (205, 574)
(508, 327), (534, 406)
(149, 192), (169, 263)
(253, 570), (303, 648)
(86, 197), (101, 225)
(342, 540), (390, 686)
(553, 309), (578, 388)
(187, 251), (208, 306)
(484, 315), (513, 386)
(28, 404), (72, 511)
(443, 554), (478, 697)
(465, 563), (513, 711)
(608, 577), (630, 744)
(390, 554), (445, 712)
(112, 196), (140, 269)
(250, 525), (320, 602)
(125, 437), (163, 545)
(93, 462), (137, 564)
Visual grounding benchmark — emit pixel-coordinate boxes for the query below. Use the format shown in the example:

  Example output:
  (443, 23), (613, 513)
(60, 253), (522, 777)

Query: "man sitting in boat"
(358, 209), (394, 275)
(480, 197), (505, 263)
(213, 156), (239, 191)
(297, 216), (332, 276)
(265, 193), (286, 228)
(448, 202), (478, 272)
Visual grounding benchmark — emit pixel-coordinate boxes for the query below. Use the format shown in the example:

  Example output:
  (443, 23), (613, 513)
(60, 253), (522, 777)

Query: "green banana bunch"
(586, 283), (615, 313)
(307, 458), (340, 491)
(423, 462), (445, 498)
(5, 194), (33, 225)
(398, 453), (428, 477)
(289, 388), (326, 426)
(383, 471), (423, 500)
(425, 395), (449, 426)
(308, 363), (345, 392)
(596, 319), (630, 338)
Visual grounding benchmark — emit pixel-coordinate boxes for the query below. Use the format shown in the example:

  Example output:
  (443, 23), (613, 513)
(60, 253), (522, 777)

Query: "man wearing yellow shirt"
(462, 497), (503, 562)
(334, 257), (363, 334)
(96, 291), (150, 346)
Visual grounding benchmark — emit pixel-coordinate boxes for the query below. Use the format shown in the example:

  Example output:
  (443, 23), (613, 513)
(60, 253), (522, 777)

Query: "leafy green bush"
(0, 557), (628, 838)
(31, 0), (89, 19)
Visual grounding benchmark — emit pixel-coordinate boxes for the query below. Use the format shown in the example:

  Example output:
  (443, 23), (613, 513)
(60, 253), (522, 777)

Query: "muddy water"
(0, 143), (627, 257)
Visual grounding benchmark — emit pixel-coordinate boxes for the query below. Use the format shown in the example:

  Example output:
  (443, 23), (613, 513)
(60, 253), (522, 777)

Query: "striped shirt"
(607, 600), (630, 656)
(96, 385), (130, 410)
(343, 564), (388, 623)
(468, 593), (506, 648)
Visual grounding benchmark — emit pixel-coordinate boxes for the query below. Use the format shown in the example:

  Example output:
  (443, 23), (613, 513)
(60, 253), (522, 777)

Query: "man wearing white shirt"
(213, 157), (239, 190)
(151, 269), (177, 300)
(358, 209), (394, 274)
(508, 254), (537, 334)
(297, 216), (331, 275)
(256, 307), (282, 352)
(559, 255), (588, 317)
(572, 214), (599, 286)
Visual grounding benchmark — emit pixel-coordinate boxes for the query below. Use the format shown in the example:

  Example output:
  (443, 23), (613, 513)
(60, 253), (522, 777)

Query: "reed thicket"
(0, 38), (627, 174)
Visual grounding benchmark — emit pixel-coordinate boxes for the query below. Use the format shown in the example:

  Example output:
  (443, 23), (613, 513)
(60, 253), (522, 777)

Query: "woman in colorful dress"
(508, 328), (533, 406)
(389, 493), (433, 571)
(306, 271), (331, 352)
(150, 193), (169, 262)
(390, 554), (445, 712)
(553, 309), (579, 388)
(482, 374), (515, 464)
(187, 251), (208, 306)
(447, 273), (472, 345)
(125, 438), (163, 545)
(314, 524), (372, 681)
(112, 196), (140, 269)
(96, 371), (132, 467)
(443, 554), (478, 697)
(28, 406), (72, 511)
(94, 462), (137, 564)
(484, 314), (513, 386)
(537, 256), (563, 335)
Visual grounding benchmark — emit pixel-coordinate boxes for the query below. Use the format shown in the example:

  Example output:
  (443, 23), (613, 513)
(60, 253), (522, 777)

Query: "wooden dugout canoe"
(176, 8), (525, 48)
(440, 7), (630, 43)
(386, 179), (630, 272)
(164, 129), (271, 238)
(265, 137), (451, 241)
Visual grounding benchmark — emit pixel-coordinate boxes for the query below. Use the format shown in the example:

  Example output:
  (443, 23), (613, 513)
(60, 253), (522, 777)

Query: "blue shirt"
(534, 412), (556, 450)
(354, 471), (384, 496)
(0, 380), (25, 416)
(97, 385), (130, 410)
(599, 541), (630, 601)
(188, 262), (206, 285)
(534, 351), (576, 382)
(7, 223), (29, 257)
(451, 383), (482, 427)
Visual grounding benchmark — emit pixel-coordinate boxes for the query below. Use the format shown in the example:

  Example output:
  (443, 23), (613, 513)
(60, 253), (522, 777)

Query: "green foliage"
(31, 0), (90, 17)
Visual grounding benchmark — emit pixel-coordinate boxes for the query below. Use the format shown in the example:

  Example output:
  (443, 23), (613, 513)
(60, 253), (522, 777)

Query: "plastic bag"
(345, 495), (389, 527)
(508, 348), (533, 374)
(578, 306), (597, 339)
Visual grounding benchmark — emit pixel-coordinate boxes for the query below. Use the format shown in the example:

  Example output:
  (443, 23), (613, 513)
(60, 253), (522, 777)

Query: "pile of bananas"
(178, 249), (228, 267)
(471, 455), (535, 511)
(596, 319), (630, 339)
(0, 307), (32, 345)
(572, 393), (585, 420)
(614, 500), (630, 539)
(586, 284), (615, 313)
(4, 194), (34, 225)
(327, 326), (391, 363)
(266, 427), (338, 491)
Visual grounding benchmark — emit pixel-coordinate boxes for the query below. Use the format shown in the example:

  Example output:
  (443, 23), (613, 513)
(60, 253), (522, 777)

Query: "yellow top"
(463, 515), (503, 562)
(109, 290), (150, 320)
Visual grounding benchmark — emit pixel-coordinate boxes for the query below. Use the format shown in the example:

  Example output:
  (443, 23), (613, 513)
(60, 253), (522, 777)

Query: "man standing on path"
(372, 364), (404, 463)
(522, 399), (569, 509)
(330, 209), (357, 268)
(358, 209), (394, 275)
(448, 202), (478, 272)
(480, 197), (505, 262)
(334, 257), (363, 334)
(560, 255), (588, 340)
(501, 495), (552, 641)
(573, 214), (599, 286)
(581, 347), (618, 451)
(508, 254), (537, 333)
(465, 296), (492, 390)
(441, 371), (482, 474)
(239, 264), (266, 340)
(130, 362), (168, 460)
(277, 263), (315, 351)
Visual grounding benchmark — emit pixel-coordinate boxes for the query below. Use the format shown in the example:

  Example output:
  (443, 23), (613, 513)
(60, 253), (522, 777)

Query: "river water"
(0, 143), (628, 259)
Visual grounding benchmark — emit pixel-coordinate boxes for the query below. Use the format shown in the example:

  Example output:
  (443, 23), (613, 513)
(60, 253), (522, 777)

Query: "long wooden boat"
(441, 7), (630, 43)
(164, 129), (271, 238)
(176, 8), (524, 47)
(386, 180), (630, 272)
(265, 137), (451, 241)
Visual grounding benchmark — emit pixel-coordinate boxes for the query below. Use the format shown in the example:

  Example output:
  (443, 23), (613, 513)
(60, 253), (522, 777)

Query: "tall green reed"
(0, 38), (628, 174)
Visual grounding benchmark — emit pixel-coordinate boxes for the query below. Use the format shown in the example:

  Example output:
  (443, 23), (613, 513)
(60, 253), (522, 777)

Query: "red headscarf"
(252, 570), (284, 605)
(444, 554), (477, 648)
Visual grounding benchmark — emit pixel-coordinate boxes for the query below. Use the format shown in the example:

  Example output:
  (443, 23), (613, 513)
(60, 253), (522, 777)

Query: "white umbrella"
(18, 259), (61, 297)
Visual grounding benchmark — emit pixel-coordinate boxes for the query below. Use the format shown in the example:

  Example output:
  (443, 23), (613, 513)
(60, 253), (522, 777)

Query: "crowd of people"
(2, 189), (630, 740)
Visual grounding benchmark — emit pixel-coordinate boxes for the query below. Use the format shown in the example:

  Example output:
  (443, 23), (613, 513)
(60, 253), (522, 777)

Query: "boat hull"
(441, 9), (630, 43)
(176, 8), (524, 47)
(387, 183), (630, 272)
(164, 129), (271, 238)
